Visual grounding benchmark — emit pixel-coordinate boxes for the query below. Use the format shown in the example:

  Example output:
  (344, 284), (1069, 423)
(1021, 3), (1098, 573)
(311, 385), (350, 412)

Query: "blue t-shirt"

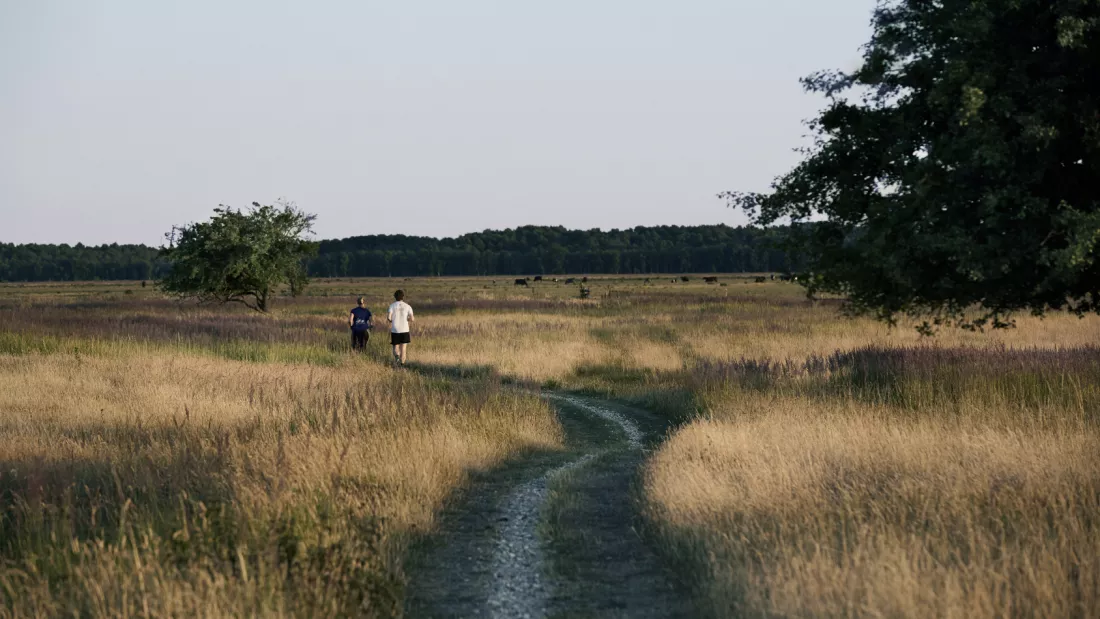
(351, 307), (372, 332)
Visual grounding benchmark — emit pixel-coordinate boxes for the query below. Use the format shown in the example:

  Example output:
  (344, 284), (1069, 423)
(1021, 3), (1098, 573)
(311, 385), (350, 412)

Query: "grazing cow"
(579, 287), (591, 299)
(581, 276), (588, 283)
(680, 276), (690, 282)
(704, 276), (718, 284)
(754, 276), (767, 283)
(565, 278), (576, 284)
(534, 276), (543, 282)
(551, 278), (559, 282)
(514, 278), (528, 286)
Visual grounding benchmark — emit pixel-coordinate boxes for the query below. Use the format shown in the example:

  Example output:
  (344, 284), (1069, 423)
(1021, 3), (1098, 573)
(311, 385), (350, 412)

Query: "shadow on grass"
(0, 421), (246, 560)
(692, 344), (1100, 421)
(404, 361), (500, 382)
(0, 429), (405, 616)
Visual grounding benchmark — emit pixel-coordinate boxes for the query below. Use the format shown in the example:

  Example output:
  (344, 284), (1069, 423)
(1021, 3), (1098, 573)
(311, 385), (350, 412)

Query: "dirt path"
(485, 453), (596, 618)
(405, 392), (694, 619)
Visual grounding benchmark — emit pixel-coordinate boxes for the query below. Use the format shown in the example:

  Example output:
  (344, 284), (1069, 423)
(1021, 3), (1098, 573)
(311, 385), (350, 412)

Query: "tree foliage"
(2, 225), (801, 282)
(159, 202), (317, 312)
(727, 0), (1100, 330)
(0, 243), (167, 282)
(310, 225), (797, 277)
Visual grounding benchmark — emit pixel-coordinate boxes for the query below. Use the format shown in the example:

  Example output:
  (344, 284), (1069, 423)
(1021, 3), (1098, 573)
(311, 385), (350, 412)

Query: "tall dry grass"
(4, 278), (1100, 617)
(645, 347), (1100, 618)
(0, 349), (561, 617)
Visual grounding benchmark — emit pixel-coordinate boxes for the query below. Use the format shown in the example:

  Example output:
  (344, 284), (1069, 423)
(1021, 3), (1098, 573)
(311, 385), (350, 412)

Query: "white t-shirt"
(387, 301), (414, 333)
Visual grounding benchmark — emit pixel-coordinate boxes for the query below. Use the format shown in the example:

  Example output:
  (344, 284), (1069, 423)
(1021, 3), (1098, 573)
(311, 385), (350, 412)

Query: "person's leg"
(398, 343), (408, 364)
(392, 343), (401, 363)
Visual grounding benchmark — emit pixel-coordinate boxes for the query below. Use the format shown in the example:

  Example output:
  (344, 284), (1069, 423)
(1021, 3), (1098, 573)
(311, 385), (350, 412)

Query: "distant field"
(1, 276), (1097, 617)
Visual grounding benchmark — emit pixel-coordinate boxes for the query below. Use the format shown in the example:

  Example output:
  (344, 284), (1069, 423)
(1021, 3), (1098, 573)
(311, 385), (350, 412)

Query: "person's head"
(356, 296), (365, 307)
(394, 290), (405, 301)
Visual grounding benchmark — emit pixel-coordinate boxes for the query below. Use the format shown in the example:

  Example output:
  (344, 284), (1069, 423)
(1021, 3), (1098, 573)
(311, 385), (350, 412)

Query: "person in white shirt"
(386, 289), (415, 365)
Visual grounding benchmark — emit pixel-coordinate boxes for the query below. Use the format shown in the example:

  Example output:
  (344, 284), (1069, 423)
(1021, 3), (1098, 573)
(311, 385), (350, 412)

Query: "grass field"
(1, 276), (1097, 617)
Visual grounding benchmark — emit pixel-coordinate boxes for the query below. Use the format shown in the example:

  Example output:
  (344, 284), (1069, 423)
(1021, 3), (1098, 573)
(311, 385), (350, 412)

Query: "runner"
(349, 296), (373, 352)
(387, 289), (414, 365)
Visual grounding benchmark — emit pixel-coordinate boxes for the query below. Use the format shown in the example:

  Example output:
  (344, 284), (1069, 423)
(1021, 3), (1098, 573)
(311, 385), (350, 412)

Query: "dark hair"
(394, 289), (405, 301)
(356, 296), (365, 306)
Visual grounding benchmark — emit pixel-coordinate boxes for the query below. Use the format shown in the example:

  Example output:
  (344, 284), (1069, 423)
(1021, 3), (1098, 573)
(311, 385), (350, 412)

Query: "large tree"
(160, 202), (318, 312)
(727, 0), (1100, 330)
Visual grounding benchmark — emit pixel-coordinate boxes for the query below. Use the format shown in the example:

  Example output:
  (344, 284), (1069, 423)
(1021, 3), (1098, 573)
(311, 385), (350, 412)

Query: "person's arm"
(348, 311), (355, 329)
(407, 306), (414, 323)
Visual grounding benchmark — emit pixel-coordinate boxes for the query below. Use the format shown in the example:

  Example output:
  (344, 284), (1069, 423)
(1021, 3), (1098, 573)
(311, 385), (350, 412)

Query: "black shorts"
(391, 332), (411, 345)
(351, 330), (369, 350)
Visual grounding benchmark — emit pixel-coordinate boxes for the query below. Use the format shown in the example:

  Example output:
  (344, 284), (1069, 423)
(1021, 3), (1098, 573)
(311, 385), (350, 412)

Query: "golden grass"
(3, 278), (1099, 617)
(0, 350), (561, 617)
(645, 360), (1100, 618)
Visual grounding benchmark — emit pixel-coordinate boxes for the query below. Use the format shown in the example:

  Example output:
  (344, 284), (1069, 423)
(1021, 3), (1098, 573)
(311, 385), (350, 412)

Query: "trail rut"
(405, 393), (693, 619)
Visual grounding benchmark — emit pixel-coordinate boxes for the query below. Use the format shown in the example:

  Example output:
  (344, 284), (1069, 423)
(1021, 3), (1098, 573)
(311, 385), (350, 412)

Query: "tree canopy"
(728, 0), (1100, 330)
(159, 203), (318, 312)
(309, 225), (796, 277)
(1, 225), (800, 282)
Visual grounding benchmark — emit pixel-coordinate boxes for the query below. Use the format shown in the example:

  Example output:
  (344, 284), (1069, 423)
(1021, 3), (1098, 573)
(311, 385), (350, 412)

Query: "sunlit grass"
(2, 277), (1099, 617)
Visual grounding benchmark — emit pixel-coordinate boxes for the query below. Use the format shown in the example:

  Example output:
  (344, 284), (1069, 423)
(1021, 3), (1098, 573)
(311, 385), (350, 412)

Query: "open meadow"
(1, 275), (1097, 617)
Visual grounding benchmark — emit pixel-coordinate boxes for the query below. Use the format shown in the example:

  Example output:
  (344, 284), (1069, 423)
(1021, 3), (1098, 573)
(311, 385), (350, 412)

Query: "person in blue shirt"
(348, 296), (373, 351)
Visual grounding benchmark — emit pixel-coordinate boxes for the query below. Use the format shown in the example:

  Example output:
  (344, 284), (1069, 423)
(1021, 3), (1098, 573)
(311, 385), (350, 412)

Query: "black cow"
(565, 278), (576, 284)
(754, 276), (767, 283)
(680, 276), (690, 282)
(533, 276), (543, 282)
(514, 278), (529, 286)
(704, 276), (718, 284)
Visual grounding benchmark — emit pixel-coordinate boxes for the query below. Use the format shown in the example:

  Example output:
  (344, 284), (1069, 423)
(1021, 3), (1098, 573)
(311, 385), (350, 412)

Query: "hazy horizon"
(3, 1), (877, 246)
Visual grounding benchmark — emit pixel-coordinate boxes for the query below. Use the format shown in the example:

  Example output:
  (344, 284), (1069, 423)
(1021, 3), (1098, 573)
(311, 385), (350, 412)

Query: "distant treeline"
(1, 225), (799, 282)
(0, 243), (167, 282)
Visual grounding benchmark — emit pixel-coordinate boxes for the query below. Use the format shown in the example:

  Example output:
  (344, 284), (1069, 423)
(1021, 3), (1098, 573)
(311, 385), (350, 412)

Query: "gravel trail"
(484, 394), (644, 618)
(407, 391), (687, 619)
(486, 453), (595, 619)
(545, 393), (644, 448)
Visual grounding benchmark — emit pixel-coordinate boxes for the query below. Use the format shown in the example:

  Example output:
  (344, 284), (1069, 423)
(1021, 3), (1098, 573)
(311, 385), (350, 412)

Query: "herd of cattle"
(510, 274), (797, 287)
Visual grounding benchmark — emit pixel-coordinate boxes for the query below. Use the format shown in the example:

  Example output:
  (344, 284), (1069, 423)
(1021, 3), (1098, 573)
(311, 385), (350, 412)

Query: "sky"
(1, 0), (877, 245)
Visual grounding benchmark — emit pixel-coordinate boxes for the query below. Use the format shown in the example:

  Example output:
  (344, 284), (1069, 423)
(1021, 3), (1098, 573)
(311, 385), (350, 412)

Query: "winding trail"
(406, 392), (694, 619)
(486, 453), (595, 618)
(545, 393), (644, 448)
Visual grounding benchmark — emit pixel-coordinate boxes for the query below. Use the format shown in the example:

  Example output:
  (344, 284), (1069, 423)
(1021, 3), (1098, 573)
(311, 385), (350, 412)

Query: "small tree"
(160, 202), (318, 312)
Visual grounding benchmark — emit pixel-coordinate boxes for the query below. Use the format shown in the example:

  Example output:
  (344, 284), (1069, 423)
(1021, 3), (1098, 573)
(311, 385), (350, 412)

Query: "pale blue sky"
(1, 0), (876, 245)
